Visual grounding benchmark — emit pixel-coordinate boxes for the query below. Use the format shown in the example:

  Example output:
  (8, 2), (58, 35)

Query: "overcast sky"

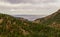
(0, 0), (60, 15)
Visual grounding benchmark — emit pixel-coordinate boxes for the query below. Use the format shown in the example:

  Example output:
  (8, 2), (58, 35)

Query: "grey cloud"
(8, 0), (57, 4)
(0, 0), (59, 15)
(7, 0), (34, 4)
(43, 0), (56, 2)
(0, 0), (57, 4)
(7, 0), (24, 4)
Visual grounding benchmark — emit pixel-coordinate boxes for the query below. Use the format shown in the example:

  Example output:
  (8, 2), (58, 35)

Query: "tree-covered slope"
(0, 9), (60, 37)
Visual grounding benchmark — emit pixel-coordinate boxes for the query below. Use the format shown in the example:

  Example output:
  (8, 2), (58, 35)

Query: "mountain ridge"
(34, 9), (60, 23)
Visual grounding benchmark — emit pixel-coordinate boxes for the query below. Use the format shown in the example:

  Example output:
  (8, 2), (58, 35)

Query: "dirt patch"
(0, 19), (3, 24)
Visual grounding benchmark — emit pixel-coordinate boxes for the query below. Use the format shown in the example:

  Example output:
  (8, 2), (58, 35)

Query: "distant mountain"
(0, 9), (60, 37)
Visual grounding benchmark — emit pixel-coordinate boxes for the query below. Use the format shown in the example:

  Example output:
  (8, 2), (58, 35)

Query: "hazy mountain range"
(13, 15), (46, 21)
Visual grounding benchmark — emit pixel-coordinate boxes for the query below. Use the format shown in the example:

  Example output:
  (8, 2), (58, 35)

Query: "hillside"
(0, 9), (60, 37)
(34, 9), (60, 24)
